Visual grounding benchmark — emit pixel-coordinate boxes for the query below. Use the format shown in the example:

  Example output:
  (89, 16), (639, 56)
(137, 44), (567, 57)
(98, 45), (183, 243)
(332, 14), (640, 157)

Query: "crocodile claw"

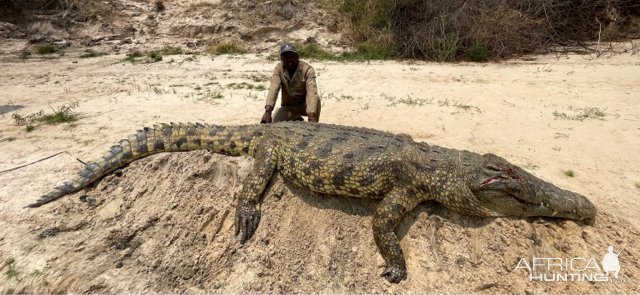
(234, 200), (261, 244)
(381, 265), (407, 283)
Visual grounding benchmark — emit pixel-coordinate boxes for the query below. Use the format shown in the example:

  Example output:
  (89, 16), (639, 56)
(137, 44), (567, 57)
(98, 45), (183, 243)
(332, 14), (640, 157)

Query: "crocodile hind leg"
(372, 188), (421, 283)
(235, 139), (278, 244)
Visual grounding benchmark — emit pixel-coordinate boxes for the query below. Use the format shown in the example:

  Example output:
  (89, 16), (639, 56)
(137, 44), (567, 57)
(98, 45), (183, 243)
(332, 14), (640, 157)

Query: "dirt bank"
(0, 44), (639, 293)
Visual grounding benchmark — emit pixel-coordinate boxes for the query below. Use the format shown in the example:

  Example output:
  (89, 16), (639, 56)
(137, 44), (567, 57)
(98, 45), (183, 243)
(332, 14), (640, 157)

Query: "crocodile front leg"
(235, 139), (278, 244)
(372, 188), (421, 283)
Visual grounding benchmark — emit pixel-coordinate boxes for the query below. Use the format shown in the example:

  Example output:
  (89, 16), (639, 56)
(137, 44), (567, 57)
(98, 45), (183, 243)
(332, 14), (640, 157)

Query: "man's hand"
(260, 105), (274, 124)
(307, 112), (318, 123)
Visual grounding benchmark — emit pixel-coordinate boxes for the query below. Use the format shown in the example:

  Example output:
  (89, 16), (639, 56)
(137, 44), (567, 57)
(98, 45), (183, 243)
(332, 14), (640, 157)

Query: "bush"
(205, 42), (247, 55)
(12, 101), (80, 131)
(19, 51), (31, 60)
(159, 46), (182, 55)
(124, 50), (164, 63)
(341, 42), (398, 61)
(80, 50), (107, 58)
(468, 42), (489, 62)
(297, 43), (336, 60)
(148, 51), (163, 62)
(124, 50), (143, 63)
(334, 0), (640, 61)
(35, 44), (57, 54)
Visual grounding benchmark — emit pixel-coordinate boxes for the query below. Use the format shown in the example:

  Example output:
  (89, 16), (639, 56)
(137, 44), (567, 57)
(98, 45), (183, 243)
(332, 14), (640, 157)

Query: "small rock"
(419, 258), (436, 270)
(455, 255), (466, 267)
(79, 195), (95, 203)
(499, 234), (510, 246)
(181, 266), (195, 280)
(115, 261), (123, 268)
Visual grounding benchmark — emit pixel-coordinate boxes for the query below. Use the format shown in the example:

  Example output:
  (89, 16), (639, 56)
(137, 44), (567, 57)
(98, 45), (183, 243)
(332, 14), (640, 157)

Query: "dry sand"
(0, 41), (639, 293)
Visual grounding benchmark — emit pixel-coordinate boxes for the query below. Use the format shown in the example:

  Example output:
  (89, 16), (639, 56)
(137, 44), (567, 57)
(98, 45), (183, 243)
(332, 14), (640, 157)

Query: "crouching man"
(260, 42), (321, 123)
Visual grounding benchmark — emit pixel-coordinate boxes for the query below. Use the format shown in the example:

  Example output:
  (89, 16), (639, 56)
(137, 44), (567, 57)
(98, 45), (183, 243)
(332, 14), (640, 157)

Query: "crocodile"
(28, 121), (597, 283)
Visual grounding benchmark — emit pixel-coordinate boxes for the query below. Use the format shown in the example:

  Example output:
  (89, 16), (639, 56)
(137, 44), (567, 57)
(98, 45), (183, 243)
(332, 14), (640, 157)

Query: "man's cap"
(280, 42), (298, 55)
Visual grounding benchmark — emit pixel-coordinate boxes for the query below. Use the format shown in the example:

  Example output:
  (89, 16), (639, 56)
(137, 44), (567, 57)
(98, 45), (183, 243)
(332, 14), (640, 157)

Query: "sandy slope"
(0, 43), (639, 293)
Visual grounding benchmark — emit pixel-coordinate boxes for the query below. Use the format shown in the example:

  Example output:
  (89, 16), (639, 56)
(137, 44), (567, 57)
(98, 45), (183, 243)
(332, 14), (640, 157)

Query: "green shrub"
(12, 102), (80, 131)
(125, 50), (143, 63)
(148, 51), (163, 62)
(468, 42), (489, 62)
(80, 50), (107, 58)
(205, 42), (247, 55)
(159, 46), (183, 55)
(19, 51), (31, 60)
(292, 42), (398, 61)
(124, 50), (163, 63)
(35, 45), (57, 55)
(341, 42), (398, 61)
(297, 43), (336, 60)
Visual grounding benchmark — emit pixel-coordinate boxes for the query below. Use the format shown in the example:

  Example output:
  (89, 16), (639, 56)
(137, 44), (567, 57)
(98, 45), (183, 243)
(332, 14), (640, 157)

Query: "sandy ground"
(0, 41), (639, 293)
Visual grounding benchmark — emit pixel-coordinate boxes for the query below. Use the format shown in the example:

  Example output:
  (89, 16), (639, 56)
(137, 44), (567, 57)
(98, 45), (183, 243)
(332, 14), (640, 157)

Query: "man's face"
(281, 52), (299, 71)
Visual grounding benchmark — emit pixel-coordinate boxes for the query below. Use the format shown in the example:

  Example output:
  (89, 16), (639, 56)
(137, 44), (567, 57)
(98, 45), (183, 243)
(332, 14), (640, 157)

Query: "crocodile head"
(468, 153), (596, 223)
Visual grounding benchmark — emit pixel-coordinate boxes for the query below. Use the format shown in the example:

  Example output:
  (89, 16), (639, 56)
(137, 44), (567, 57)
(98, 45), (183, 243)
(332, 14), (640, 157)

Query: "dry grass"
(187, 1), (217, 12)
(335, 0), (640, 61)
(10, 0), (118, 22)
(205, 42), (247, 55)
(12, 101), (80, 132)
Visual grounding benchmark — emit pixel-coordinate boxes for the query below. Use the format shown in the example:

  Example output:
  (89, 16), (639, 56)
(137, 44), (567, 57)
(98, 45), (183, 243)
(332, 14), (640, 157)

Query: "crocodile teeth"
(551, 210), (558, 216)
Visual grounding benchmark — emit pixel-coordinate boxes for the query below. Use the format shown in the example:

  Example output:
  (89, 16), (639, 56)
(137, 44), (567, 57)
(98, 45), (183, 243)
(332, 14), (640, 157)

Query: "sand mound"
(2, 151), (638, 293)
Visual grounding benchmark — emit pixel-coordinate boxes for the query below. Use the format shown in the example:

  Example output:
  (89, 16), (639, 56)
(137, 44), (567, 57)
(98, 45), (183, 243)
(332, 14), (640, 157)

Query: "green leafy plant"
(124, 50), (144, 63)
(468, 42), (489, 62)
(148, 51), (163, 62)
(291, 42), (398, 61)
(341, 42), (398, 60)
(297, 43), (336, 60)
(205, 42), (247, 55)
(124, 50), (166, 63)
(12, 102), (80, 132)
(159, 46), (183, 55)
(35, 44), (58, 55)
(19, 51), (31, 60)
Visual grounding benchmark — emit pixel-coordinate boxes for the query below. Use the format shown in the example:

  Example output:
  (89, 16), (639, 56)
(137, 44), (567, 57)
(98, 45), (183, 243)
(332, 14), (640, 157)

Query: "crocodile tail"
(27, 122), (259, 208)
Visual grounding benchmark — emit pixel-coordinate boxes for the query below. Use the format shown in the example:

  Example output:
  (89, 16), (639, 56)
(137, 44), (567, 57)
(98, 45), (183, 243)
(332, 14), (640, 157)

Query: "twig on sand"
(0, 151), (70, 175)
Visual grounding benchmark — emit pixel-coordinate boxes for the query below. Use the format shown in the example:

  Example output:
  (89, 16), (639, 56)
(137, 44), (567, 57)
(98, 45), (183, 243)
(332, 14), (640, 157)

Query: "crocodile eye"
(485, 165), (502, 172)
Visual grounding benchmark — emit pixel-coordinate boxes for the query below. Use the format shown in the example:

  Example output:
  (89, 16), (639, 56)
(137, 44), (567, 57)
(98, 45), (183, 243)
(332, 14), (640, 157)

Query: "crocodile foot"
(234, 200), (261, 244)
(381, 265), (407, 283)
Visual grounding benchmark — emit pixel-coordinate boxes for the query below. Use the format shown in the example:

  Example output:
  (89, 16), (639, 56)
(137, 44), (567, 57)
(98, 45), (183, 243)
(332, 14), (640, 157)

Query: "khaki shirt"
(265, 60), (320, 115)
